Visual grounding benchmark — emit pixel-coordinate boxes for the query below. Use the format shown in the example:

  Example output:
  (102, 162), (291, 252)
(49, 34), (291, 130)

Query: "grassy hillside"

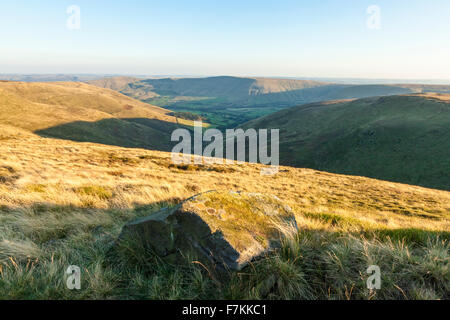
(88, 76), (450, 128)
(398, 84), (450, 94)
(0, 126), (448, 300)
(0, 84), (448, 300)
(87, 76), (139, 92)
(0, 81), (197, 151)
(243, 94), (450, 191)
(134, 76), (328, 99)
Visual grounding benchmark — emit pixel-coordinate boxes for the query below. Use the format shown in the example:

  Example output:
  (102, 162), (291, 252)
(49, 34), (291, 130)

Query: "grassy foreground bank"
(0, 130), (448, 300)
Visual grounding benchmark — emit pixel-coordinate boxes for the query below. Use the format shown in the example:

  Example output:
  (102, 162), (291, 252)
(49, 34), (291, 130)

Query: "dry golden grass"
(250, 78), (327, 94)
(0, 125), (448, 300)
(417, 92), (450, 102)
(86, 76), (140, 92)
(0, 124), (448, 234)
(0, 81), (200, 132)
(0, 82), (449, 300)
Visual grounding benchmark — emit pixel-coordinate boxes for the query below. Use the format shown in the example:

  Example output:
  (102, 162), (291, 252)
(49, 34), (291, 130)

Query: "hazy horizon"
(2, 73), (450, 85)
(1, 0), (450, 79)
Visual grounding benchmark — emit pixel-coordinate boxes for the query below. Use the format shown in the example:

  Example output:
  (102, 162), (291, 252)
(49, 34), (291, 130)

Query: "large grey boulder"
(117, 191), (298, 275)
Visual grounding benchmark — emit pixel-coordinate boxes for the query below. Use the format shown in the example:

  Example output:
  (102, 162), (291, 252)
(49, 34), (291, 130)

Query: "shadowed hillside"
(87, 76), (450, 128)
(0, 123), (449, 300)
(0, 81), (198, 151)
(243, 94), (450, 191)
(35, 118), (179, 151)
(0, 81), (449, 300)
(95, 76), (421, 107)
(87, 76), (140, 92)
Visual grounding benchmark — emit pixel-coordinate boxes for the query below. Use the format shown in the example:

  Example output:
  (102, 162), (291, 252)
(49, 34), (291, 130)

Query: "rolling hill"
(242, 93), (450, 191)
(0, 82), (448, 300)
(3, 81), (448, 191)
(88, 76), (450, 128)
(90, 76), (426, 106)
(0, 81), (189, 151)
(87, 76), (140, 92)
(0, 121), (449, 299)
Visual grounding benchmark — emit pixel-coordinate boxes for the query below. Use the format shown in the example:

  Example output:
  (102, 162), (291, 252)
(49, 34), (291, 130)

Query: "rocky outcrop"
(117, 191), (298, 276)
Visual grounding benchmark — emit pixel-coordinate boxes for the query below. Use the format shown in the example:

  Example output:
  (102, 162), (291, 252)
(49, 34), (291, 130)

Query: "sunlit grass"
(0, 127), (448, 300)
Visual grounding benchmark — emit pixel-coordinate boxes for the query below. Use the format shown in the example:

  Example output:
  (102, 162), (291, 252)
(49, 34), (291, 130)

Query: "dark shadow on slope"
(136, 76), (257, 100)
(133, 80), (414, 110)
(135, 77), (413, 107)
(274, 129), (450, 191)
(275, 125), (450, 191)
(34, 118), (187, 152)
(241, 95), (450, 191)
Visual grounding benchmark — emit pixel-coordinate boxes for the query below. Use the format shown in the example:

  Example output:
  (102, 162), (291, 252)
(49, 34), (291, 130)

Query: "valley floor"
(0, 126), (449, 299)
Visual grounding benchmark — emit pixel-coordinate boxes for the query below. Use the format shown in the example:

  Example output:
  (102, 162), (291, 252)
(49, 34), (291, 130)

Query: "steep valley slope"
(88, 76), (450, 128)
(0, 81), (192, 151)
(243, 93), (450, 190)
(0, 87), (449, 299)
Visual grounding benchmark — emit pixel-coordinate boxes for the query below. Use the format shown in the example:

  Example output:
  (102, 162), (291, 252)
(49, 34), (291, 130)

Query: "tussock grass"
(227, 231), (449, 300)
(1, 209), (447, 300)
(0, 128), (448, 300)
(74, 186), (114, 201)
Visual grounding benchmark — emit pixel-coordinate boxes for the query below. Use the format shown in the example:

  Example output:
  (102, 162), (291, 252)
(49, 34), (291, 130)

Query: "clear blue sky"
(1, 0), (449, 79)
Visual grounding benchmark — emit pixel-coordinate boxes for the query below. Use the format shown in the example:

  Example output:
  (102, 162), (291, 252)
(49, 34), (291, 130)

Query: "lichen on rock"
(116, 190), (298, 276)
